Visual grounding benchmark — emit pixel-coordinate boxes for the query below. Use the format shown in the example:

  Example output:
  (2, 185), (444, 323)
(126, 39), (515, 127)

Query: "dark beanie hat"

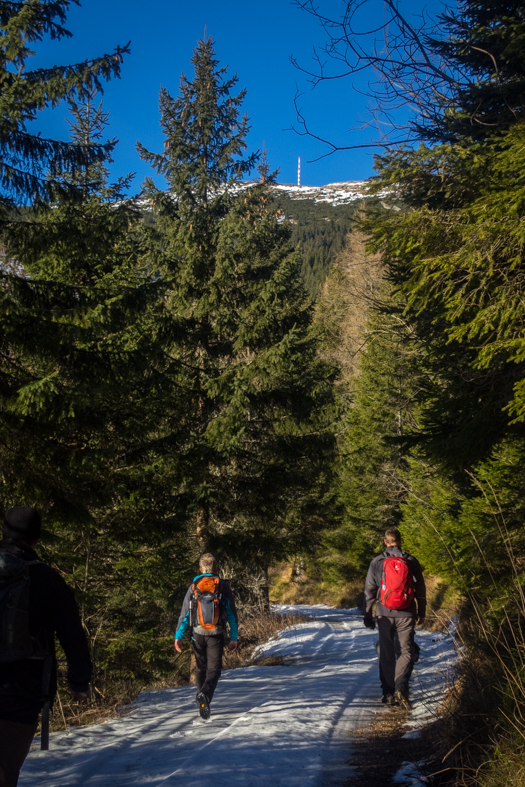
(3, 507), (42, 542)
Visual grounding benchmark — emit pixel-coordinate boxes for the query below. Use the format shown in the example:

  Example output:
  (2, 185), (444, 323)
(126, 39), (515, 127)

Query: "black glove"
(363, 612), (375, 630)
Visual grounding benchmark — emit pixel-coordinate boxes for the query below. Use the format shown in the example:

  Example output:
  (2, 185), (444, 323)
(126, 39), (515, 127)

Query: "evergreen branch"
(0, 43), (131, 113)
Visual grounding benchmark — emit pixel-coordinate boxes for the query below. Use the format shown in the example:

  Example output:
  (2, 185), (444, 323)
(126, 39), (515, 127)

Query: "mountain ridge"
(270, 180), (369, 205)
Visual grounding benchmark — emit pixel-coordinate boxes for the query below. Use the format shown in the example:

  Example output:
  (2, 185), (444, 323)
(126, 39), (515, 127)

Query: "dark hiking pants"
(375, 635), (420, 665)
(377, 615), (415, 696)
(192, 633), (224, 703)
(0, 718), (38, 787)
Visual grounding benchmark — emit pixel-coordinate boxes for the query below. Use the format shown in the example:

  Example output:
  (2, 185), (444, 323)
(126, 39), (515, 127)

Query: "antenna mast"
(298, 156), (301, 186)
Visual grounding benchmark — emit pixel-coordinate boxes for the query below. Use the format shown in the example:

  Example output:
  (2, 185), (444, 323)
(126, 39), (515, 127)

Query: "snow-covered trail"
(20, 606), (456, 787)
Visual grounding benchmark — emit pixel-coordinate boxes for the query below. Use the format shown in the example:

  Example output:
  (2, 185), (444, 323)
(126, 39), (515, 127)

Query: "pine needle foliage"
(335, 305), (418, 572)
(427, 0), (525, 142)
(342, 4), (525, 780)
(306, 6), (525, 778)
(137, 35), (256, 205)
(273, 194), (359, 298)
(0, 93), (190, 687)
(315, 242), (421, 578)
(138, 37), (336, 596)
(0, 0), (129, 208)
(367, 122), (525, 468)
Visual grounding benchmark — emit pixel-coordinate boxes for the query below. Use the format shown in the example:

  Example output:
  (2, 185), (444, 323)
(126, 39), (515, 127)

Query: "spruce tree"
(0, 0), (129, 208)
(356, 1), (525, 470)
(335, 306), (417, 572)
(303, 7), (525, 770)
(0, 92), (190, 690)
(315, 237), (419, 578)
(138, 37), (336, 602)
(428, 0), (525, 141)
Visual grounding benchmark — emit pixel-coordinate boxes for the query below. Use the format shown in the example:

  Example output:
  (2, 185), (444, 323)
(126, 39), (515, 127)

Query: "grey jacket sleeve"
(364, 557), (381, 613)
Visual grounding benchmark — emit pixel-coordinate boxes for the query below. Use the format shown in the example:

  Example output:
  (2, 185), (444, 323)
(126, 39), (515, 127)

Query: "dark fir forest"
(1, 1), (525, 785)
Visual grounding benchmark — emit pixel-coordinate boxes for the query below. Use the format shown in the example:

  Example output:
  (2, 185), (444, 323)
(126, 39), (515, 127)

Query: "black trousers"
(192, 633), (224, 703)
(377, 615), (415, 696)
(0, 718), (38, 787)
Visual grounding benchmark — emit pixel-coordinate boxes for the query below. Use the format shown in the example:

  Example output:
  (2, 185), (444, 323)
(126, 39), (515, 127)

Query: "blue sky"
(30, 0), (450, 192)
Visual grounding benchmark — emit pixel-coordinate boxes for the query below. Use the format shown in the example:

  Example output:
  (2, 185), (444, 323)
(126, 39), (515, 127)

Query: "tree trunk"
(260, 565), (270, 614)
(196, 506), (209, 551)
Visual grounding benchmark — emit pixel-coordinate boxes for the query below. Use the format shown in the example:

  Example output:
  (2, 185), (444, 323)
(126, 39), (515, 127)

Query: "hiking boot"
(394, 690), (412, 710)
(381, 693), (395, 706)
(196, 692), (210, 720)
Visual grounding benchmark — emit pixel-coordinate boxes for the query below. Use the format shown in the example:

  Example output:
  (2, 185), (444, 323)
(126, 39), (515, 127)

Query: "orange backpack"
(190, 576), (223, 631)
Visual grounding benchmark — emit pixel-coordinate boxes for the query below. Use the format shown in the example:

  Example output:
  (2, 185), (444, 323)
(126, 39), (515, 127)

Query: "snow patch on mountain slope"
(272, 181), (370, 204)
(129, 180), (375, 211)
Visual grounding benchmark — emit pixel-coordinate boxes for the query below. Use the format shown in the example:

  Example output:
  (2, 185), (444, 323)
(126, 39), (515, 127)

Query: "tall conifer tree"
(1, 92), (190, 687)
(427, 0), (525, 141)
(138, 37), (335, 599)
(335, 306), (417, 572)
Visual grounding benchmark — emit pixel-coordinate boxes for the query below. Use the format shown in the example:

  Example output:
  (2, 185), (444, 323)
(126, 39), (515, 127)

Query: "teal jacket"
(175, 574), (238, 641)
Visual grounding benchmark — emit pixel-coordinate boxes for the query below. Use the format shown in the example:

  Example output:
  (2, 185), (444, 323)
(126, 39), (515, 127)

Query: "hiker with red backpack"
(363, 527), (426, 709)
(174, 553), (238, 720)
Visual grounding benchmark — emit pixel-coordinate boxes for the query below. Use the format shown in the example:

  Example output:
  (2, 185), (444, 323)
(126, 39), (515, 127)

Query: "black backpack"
(0, 551), (38, 663)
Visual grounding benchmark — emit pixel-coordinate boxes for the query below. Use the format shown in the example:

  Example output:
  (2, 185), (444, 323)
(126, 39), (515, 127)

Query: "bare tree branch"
(290, 0), (480, 153)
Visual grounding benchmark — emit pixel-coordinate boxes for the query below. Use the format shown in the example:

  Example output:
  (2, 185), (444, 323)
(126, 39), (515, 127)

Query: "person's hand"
(69, 689), (89, 703)
(363, 612), (375, 630)
(228, 641), (238, 652)
(417, 617), (425, 626)
(174, 639), (182, 653)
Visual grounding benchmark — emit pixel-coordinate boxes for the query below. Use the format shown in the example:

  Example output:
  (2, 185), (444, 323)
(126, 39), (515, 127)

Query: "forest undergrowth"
(433, 589), (525, 785)
(269, 560), (365, 609)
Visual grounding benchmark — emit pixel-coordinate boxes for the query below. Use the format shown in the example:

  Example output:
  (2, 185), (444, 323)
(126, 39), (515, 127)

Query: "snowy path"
(20, 605), (456, 787)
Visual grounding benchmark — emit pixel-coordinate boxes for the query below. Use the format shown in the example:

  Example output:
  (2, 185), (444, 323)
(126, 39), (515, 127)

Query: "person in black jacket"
(0, 507), (92, 787)
(363, 527), (426, 709)
(174, 553), (238, 720)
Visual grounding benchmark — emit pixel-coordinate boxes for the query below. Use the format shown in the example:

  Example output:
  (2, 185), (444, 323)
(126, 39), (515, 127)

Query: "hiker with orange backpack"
(174, 553), (238, 720)
(363, 527), (426, 709)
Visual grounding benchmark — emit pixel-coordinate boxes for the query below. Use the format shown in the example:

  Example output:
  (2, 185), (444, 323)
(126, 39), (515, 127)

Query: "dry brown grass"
(418, 493), (525, 787)
(423, 575), (460, 633)
(346, 704), (440, 787)
(426, 620), (525, 787)
(269, 561), (364, 609)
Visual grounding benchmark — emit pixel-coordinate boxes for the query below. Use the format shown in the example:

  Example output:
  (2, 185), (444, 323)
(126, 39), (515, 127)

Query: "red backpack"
(380, 554), (415, 610)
